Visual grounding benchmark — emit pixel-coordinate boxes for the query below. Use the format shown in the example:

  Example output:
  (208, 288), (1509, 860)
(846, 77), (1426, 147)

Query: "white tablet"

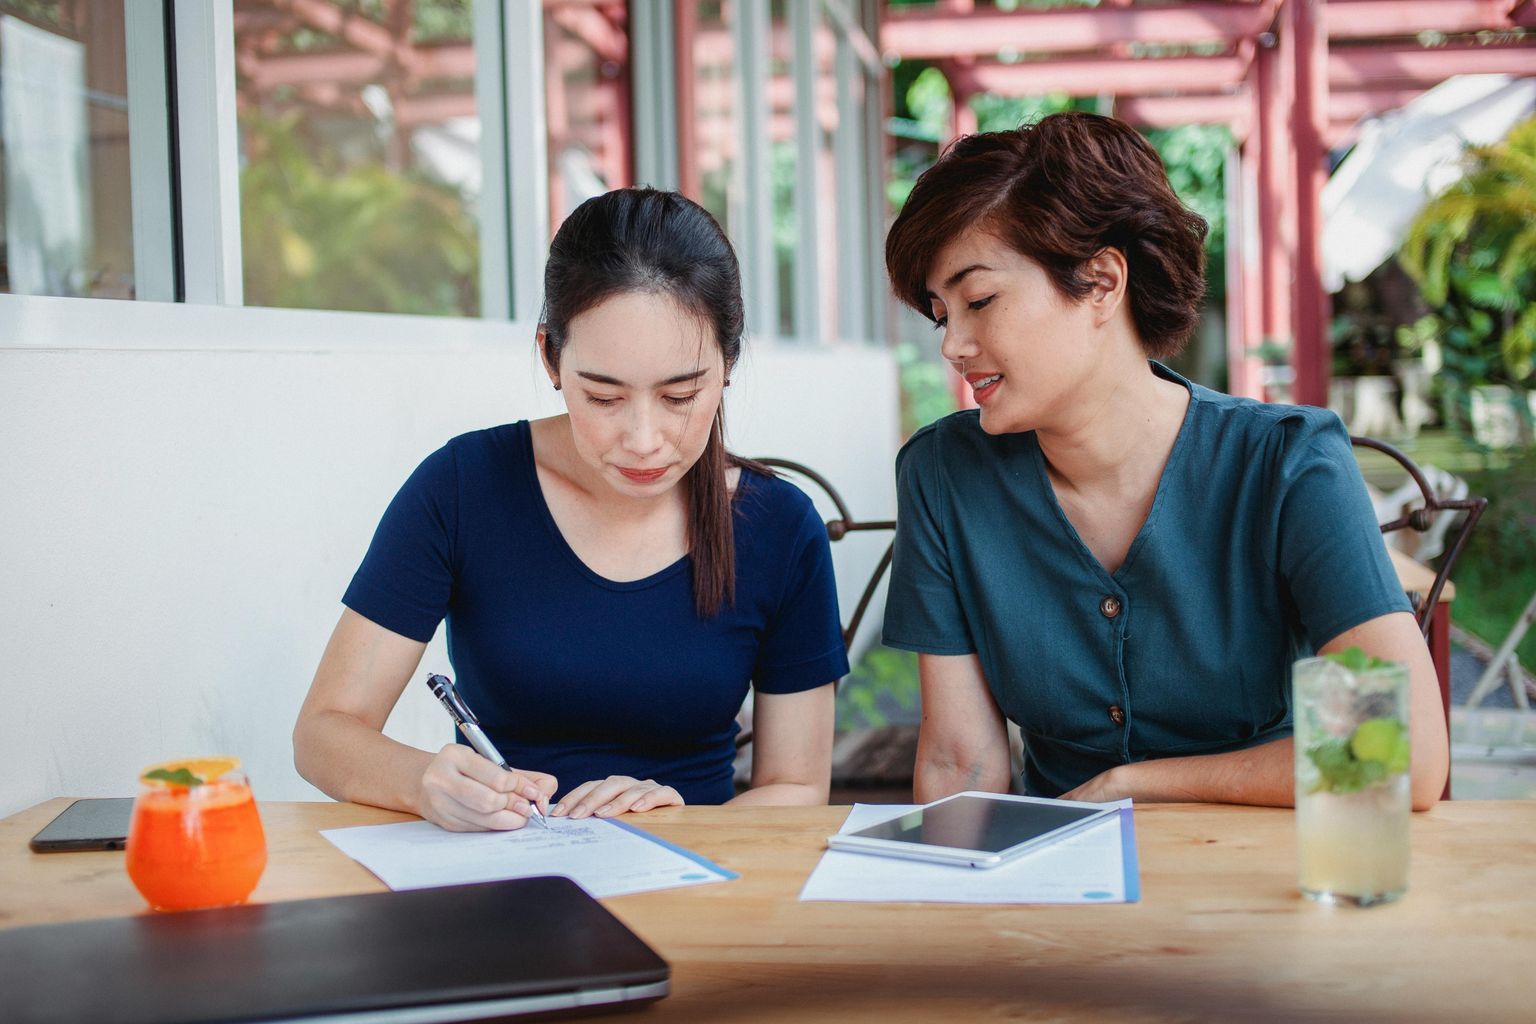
(824, 791), (1118, 869)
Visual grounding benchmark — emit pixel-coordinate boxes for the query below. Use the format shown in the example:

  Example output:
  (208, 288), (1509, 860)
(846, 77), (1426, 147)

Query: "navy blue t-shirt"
(342, 421), (848, 805)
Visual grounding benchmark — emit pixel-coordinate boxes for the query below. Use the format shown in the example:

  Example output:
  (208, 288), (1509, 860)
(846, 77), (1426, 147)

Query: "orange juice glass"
(126, 758), (267, 912)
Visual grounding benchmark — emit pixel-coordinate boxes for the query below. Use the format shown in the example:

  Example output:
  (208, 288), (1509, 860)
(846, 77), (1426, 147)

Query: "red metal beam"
(1113, 91), (1249, 134)
(949, 53), (1250, 97)
(1327, 0), (1530, 38)
(1330, 41), (1536, 87)
(1082, 86), (1433, 135)
(937, 38), (1532, 106)
(882, 1), (1279, 61)
(1256, 35), (1294, 393)
(675, 0), (700, 203)
(242, 50), (385, 89)
(883, 0), (1532, 60)
(272, 0), (401, 63)
(547, 4), (627, 65)
(1291, 0), (1331, 409)
(241, 42), (475, 91)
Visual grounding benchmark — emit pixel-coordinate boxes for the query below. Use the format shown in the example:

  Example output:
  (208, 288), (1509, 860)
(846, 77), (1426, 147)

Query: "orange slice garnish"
(140, 756), (242, 787)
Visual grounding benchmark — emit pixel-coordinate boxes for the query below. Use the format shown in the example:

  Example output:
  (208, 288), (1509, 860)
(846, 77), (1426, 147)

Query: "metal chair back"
(1350, 436), (1487, 636)
(753, 458), (896, 651)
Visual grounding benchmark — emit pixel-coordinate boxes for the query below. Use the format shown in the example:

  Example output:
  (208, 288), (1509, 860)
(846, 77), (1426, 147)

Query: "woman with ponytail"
(294, 188), (845, 831)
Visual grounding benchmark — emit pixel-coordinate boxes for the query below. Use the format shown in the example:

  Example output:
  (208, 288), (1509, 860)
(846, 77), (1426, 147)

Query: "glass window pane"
(770, 0), (794, 337)
(686, 1), (734, 236)
(235, 0), (484, 317)
(0, 2), (145, 299)
(543, 1), (631, 233)
(811, 5), (839, 342)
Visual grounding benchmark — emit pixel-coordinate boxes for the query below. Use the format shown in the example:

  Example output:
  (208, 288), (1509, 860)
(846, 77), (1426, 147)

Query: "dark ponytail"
(541, 187), (750, 618)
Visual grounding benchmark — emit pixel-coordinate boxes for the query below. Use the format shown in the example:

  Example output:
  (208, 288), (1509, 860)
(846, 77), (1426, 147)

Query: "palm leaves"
(1400, 115), (1536, 383)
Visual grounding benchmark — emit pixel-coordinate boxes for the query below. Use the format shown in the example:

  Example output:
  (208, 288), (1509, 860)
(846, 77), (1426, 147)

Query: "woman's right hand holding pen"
(415, 744), (557, 832)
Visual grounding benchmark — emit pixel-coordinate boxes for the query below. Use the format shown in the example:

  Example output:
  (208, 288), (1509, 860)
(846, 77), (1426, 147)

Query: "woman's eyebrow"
(574, 368), (710, 387)
(924, 263), (994, 302)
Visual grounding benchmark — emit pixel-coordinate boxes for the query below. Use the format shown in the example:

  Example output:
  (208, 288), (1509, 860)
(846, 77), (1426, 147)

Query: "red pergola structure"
(880, 0), (1536, 405)
(232, 0), (635, 239)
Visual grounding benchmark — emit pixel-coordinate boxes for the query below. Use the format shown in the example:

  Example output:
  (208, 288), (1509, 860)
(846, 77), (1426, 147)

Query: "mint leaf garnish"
(1306, 718), (1408, 794)
(1322, 647), (1394, 672)
(144, 767), (203, 787)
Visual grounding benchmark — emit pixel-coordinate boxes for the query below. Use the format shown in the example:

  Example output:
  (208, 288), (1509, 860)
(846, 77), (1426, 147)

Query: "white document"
(322, 816), (736, 899)
(799, 800), (1139, 904)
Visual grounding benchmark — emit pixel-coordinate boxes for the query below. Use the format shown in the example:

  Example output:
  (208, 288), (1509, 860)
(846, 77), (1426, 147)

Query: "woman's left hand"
(552, 776), (684, 819)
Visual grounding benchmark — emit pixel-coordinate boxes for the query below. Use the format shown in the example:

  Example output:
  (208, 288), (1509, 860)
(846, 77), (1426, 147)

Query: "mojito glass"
(1293, 653), (1411, 906)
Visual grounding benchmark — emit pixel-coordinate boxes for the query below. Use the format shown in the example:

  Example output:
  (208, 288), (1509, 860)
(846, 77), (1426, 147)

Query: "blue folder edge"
(1118, 805), (1141, 903)
(606, 818), (740, 881)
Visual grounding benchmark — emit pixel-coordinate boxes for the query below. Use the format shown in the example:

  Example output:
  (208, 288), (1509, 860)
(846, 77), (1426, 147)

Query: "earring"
(723, 378), (732, 387)
(553, 382), (562, 392)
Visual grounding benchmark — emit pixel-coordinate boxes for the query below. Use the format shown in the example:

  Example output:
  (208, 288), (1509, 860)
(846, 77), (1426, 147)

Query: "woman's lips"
(618, 466), (669, 483)
(968, 373), (1003, 405)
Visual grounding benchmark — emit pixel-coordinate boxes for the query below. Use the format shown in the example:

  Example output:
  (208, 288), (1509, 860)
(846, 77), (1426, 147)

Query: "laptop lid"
(0, 876), (669, 1024)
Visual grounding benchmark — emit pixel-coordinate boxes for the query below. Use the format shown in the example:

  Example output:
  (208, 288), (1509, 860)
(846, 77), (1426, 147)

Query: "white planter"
(1470, 385), (1533, 448)
(1348, 376), (1402, 438)
(1393, 359), (1434, 438)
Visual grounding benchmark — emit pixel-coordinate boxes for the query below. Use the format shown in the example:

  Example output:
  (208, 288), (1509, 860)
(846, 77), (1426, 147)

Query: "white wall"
(0, 296), (899, 817)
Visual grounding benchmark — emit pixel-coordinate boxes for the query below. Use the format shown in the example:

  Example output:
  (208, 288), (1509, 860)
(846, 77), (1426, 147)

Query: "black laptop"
(0, 876), (669, 1023)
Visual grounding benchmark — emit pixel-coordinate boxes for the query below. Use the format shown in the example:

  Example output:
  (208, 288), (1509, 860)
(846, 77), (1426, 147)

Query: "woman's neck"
(1035, 356), (1189, 497)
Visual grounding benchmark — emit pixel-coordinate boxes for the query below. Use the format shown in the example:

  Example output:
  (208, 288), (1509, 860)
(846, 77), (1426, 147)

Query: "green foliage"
(239, 113), (480, 317)
(0, 1), (62, 28)
(1145, 124), (1230, 302)
(887, 66), (953, 211)
(1454, 446), (1536, 667)
(896, 342), (958, 435)
(837, 646), (921, 731)
(1399, 115), (1536, 390)
(971, 92), (1090, 134)
(413, 0), (473, 42)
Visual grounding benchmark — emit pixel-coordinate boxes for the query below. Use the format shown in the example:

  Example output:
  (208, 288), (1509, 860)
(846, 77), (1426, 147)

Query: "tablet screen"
(850, 796), (1105, 854)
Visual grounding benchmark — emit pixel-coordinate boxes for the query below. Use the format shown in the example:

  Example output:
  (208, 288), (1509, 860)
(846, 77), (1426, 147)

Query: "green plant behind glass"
(837, 646), (921, 731)
(1398, 115), (1536, 401)
(240, 112), (480, 317)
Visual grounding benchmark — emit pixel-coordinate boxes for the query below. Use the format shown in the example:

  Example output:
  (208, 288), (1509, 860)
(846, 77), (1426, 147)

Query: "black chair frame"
(755, 458), (896, 651)
(1350, 436), (1487, 637)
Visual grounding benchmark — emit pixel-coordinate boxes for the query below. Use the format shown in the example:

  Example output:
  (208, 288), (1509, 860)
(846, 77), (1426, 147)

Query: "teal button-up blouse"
(882, 363), (1411, 797)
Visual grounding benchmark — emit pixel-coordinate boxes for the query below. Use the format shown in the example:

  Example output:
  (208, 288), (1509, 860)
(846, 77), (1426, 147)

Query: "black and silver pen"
(425, 673), (548, 828)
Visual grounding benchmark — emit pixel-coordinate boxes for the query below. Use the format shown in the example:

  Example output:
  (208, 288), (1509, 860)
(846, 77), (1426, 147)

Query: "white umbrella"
(1322, 74), (1536, 293)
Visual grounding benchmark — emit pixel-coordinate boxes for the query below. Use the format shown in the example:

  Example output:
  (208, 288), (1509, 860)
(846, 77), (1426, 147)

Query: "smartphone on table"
(825, 791), (1118, 869)
(28, 798), (135, 852)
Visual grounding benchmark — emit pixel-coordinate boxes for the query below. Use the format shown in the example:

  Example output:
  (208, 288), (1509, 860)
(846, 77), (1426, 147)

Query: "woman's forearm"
(1069, 738), (1297, 806)
(293, 709), (432, 814)
(727, 780), (827, 806)
(913, 745), (1011, 803)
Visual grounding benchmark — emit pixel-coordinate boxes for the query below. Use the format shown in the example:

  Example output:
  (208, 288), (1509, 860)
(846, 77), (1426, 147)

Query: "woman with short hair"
(882, 112), (1446, 808)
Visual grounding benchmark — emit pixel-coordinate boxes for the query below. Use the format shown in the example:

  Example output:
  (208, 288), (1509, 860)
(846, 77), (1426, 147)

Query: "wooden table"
(4, 800), (1534, 1022)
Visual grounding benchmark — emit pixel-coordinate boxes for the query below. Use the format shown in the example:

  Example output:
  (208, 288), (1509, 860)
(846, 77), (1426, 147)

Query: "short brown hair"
(885, 112), (1208, 358)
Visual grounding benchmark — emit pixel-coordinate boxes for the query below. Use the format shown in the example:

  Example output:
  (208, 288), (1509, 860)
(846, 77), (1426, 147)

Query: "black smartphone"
(28, 798), (135, 853)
